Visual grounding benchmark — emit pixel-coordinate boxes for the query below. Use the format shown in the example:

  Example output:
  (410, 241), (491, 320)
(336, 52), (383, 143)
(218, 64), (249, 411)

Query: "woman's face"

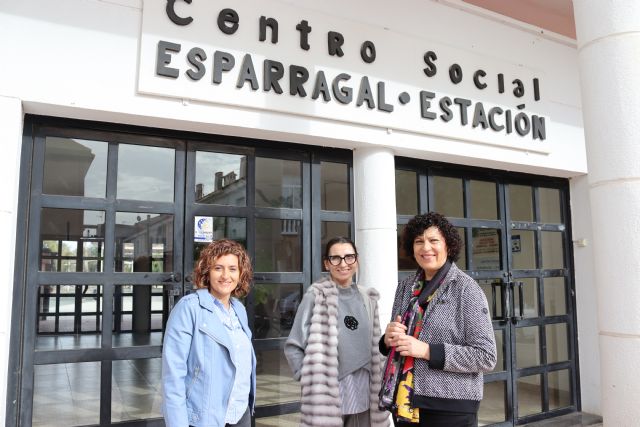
(208, 254), (240, 304)
(323, 242), (358, 287)
(413, 226), (448, 280)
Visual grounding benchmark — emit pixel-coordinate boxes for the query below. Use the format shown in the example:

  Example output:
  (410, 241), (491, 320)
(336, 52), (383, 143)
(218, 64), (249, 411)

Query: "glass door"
(11, 117), (355, 427)
(504, 183), (576, 425)
(21, 125), (186, 427)
(395, 162), (578, 426)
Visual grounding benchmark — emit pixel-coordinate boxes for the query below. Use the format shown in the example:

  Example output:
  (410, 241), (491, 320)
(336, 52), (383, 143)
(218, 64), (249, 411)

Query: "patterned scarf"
(378, 262), (451, 422)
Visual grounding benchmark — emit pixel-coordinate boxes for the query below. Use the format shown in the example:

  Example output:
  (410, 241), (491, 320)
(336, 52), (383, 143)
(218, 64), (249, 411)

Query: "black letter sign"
(166, 0), (193, 26)
(218, 8), (239, 35)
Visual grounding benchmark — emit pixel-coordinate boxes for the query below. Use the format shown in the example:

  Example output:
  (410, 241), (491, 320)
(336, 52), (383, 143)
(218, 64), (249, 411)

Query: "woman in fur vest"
(285, 236), (389, 427)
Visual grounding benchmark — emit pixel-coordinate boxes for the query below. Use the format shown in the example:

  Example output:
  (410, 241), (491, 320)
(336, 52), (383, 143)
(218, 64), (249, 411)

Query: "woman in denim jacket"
(162, 239), (256, 427)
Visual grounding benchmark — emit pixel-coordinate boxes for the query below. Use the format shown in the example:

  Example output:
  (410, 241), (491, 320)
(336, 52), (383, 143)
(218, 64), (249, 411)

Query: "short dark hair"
(401, 212), (462, 262)
(324, 236), (358, 259)
(193, 239), (253, 298)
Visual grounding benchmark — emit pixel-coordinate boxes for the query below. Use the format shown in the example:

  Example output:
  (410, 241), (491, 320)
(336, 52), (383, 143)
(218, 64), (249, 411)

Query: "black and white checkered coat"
(390, 263), (497, 402)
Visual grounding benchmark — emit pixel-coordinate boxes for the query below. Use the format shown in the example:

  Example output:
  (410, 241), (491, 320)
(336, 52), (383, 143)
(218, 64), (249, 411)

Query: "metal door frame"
(394, 157), (579, 426)
(7, 115), (355, 426)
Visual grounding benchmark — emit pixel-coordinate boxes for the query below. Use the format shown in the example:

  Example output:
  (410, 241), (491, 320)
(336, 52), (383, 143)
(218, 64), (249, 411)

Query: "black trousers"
(393, 410), (478, 427)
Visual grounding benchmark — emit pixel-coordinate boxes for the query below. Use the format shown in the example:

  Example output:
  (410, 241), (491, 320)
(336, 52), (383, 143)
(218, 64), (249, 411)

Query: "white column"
(0, 96), (24, 425)
(353, 147), (398, 323)
(573, 1), (640, 424)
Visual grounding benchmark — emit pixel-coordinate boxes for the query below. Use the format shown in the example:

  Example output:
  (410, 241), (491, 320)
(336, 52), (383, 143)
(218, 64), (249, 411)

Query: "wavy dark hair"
(401, 212), (462, 262)
(193, 239), (253, 298)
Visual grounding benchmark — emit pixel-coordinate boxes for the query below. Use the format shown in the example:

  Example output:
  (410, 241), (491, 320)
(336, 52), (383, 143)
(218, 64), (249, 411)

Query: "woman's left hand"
(395, 335), (430, 360)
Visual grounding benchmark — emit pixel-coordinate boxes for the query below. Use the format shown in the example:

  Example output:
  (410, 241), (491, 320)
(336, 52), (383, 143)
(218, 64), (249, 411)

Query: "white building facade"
(1, 0), (637, 425)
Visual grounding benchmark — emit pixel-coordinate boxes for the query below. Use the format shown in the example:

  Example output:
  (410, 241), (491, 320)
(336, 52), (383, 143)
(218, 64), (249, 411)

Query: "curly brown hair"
(193, 239), (253, 298)
(402, 212), (462, 262)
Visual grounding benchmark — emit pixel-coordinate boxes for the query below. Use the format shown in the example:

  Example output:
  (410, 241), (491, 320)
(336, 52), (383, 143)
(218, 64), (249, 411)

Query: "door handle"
(510, 281), (525, 324)
(491, 280), (508, 322)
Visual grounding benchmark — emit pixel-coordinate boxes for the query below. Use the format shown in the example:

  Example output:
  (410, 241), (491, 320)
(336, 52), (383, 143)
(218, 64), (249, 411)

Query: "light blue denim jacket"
(162, 289), (257, 427)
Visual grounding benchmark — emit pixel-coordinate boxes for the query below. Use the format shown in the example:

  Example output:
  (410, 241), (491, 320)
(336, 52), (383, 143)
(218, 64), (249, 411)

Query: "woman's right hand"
(384, 315), (408, 348)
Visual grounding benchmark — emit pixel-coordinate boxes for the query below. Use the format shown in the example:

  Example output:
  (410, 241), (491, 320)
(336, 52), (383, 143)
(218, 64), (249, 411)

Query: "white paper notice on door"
(194, 216), (213, 242)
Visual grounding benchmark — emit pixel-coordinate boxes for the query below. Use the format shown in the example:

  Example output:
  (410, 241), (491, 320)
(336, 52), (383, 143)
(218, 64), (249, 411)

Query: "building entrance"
(395, 160), (578, 425)
(9, 117), (353, 426)
(9, 117), (577, 427)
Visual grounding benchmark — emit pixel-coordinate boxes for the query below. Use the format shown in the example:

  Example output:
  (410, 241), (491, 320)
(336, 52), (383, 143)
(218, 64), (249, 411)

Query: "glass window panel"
(112, 358), (162, 422)
(60, 260), (77, 272)
(516, 326), (541, 369)
(43, 137), (107, 198)
(255, 219), (302, 272)
(321, 221), (350, 265)
(195, 151), (247, 206)
(254, 284), (302, 339)
(544, 277), (567, 316)
(57, 296), (76, 313)
(456, 227), (467, 270)
(509, 184), (534, 222)
(433, 176), (463, 218)
(514, 278), (539, 319)
(255, 157), (302, 209)
(193, 217), (247, 264)
(115, 212), (174, 272)
(321, 162), (349, 211)
(548, 370), (572, 410)
(82, 241), (99, 257)
(42, 240), (59, 255)
(61, 241), (78, 257)
(511, 230), (536, 270)
(33, 362), (101, 427)
(470, 179), (498, 220)
(256, 413), (300, 426)
(517, 375), (542, 418)
(479, 381), (506, 425)
(395, 170), (418, 215)
(117, 144), (174, 202)
(123, 243), (134, 258)
(113, 285), (167, 347)
(541, 231), (564, 269)
(40, 209), (105, 272)
(471, 228), (501, 270)
(546, 323), (569, 364)
(255, 349), (301, 406)
(397, 224), (418, 271)
(36, 285), (102, 350)
(479, 279), (505, 321)
(539, 187), (562, 223)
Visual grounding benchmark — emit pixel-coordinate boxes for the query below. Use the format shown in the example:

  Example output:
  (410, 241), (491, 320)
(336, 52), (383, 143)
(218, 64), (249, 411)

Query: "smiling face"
(413, 226), (449, 280)
(208, 254), (240, 306)
(323, 242), (358, 288)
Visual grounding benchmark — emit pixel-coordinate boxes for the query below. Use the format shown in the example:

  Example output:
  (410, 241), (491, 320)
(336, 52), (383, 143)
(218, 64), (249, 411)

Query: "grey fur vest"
(299, 277), (389, 427)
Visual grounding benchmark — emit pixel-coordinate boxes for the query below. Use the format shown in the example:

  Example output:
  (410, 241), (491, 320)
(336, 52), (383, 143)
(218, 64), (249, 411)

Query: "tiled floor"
(31, 333), (588, 427)
(522, 412), (602, 427)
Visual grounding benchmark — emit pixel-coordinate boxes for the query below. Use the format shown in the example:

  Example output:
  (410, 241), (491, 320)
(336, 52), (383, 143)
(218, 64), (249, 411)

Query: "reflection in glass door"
(184, 143), (353, 424)
(17, 126), (185, 427)
(394, 162), (577, 426)
(11, 118), (354, 427)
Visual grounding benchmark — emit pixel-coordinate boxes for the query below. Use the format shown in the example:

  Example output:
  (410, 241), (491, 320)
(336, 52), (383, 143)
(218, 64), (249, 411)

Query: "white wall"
(0, 0), (584, 177)
(0, 96), (24, 426)
(569, 176), (600, 414)
(0, 0), (594, 420)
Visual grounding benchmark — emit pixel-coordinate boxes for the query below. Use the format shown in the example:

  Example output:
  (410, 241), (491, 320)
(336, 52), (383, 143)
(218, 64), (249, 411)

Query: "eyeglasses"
(326, 254), (358, 266)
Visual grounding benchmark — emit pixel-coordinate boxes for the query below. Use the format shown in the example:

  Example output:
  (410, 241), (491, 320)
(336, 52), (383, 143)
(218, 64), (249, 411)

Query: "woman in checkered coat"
(379, 212), (497, 427)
